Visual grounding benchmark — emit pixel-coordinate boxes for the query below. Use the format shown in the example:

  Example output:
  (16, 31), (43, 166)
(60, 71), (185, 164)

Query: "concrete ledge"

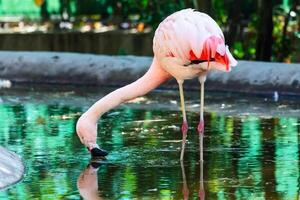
(0, 147), (24, 190)
(0, 51), (299, 94)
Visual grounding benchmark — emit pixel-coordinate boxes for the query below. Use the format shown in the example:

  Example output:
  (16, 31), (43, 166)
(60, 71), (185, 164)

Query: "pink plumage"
(76, 8), (238, 161)
(153, 8), (237, 76)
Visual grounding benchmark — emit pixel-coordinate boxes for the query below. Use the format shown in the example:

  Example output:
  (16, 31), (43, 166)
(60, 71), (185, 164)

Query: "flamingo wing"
(153, 9), (237, 73)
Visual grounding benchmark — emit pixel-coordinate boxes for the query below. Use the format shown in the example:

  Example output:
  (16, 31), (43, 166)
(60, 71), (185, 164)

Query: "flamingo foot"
(197, 120), (204, 135)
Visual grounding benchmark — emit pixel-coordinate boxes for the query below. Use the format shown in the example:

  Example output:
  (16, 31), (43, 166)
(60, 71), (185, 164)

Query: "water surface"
(0, 85), (299, 199)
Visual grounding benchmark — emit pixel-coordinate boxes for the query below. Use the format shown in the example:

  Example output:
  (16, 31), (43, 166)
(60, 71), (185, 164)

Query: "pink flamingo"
(76, 9), (237, 161)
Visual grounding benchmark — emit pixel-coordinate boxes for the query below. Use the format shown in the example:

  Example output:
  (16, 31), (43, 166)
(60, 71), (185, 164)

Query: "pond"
(0, 85), (299, 199)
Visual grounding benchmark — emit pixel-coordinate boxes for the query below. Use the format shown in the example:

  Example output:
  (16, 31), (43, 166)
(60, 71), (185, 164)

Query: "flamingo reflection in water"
(77, 163), (103, 200)
(181, 159), (205, 199)
(77, 159), (205, 199)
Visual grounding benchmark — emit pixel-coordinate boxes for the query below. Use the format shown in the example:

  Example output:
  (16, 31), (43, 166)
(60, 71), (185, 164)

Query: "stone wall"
(0, 51), (299, 95)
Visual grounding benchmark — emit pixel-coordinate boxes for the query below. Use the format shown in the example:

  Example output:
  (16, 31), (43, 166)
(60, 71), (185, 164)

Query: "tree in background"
(256, 0), (274, 61)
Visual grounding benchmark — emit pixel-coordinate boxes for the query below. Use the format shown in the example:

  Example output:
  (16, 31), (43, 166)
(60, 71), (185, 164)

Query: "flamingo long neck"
(85, 57), (171, 123)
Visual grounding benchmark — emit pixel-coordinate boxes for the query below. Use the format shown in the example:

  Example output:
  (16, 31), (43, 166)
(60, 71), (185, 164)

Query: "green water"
(0, 86), (299, 199)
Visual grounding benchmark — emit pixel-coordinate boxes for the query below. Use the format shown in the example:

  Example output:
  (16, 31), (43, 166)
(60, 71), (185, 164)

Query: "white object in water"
(0, 79), (12, 88)
(273, 91), (279, 102)
(0, 147), (24, 190)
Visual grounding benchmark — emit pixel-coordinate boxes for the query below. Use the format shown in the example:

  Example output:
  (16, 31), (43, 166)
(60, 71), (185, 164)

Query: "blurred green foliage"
(70, 0), (187, 27)
(59, 0), (300, 62)
(0, 0), (299, 62)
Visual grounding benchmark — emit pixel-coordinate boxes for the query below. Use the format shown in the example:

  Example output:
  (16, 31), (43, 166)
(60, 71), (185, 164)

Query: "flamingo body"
(153, 9), (237, 80)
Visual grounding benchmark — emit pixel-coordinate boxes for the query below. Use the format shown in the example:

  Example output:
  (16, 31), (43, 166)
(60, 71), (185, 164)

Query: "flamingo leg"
(177, 80), (188, 161)
(198, 76), (206, 162)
